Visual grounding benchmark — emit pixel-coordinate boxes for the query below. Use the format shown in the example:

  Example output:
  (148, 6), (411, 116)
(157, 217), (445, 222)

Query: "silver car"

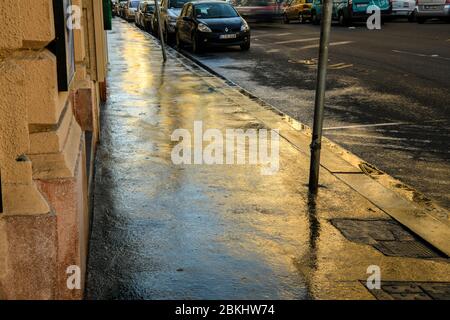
(392, 0), (416, 20)
(160, 0), (192, 42)
(414, 0), (450, 23)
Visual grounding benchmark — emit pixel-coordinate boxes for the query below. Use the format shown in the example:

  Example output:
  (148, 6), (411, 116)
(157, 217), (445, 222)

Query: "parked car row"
(135, 1), (160, 32)
(113, 0), (141, 21)
(115, 0), (252, 52)
(282, 0), (450, 25)
(113, 0), (448, 54)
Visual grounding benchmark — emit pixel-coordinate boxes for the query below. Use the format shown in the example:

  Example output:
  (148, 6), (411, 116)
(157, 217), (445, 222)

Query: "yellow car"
(282, 0), (313, 24)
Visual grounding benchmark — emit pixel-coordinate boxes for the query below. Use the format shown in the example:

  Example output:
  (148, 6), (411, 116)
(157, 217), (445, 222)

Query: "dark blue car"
(175, 1), (251, 52)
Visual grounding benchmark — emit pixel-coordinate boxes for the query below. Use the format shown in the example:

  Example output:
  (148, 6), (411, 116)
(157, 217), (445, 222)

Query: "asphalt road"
(181, 20), (450, 209)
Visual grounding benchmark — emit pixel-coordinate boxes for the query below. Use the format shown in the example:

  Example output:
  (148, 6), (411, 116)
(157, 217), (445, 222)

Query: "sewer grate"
(363, 281), (450, 300)
(373, 241), (439, 258)
(330, 218), (445, 259)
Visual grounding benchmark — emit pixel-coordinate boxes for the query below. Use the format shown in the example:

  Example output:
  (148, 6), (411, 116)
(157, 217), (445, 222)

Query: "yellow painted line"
(330, 63), (353, 70)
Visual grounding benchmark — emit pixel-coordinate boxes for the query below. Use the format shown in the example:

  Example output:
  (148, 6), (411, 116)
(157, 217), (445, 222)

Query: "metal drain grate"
(363, 281), (450, 300)
(331, 218), (445, 259)
(373, 241), (439, 259)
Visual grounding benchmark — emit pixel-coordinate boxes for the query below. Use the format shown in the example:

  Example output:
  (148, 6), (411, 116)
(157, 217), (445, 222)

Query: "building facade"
(0, 0), (108, 299)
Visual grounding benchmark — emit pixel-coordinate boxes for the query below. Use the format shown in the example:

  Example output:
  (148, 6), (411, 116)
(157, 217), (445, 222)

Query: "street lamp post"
(308, 0), (333, 194)
(154, 0), (167, 62)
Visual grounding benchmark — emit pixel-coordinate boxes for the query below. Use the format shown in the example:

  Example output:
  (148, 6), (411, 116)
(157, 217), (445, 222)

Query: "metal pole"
(308, 0), (333, 194)
(154, 0), (167, 62)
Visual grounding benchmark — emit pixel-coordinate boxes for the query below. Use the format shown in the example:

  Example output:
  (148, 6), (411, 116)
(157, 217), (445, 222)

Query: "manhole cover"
(331, 218), (445, 259)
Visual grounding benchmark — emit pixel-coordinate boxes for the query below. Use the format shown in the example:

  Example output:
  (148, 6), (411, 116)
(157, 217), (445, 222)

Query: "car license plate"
(424, 5), (437, 9)
(356, 3), (368, 8)
(220, 34), (237, 39)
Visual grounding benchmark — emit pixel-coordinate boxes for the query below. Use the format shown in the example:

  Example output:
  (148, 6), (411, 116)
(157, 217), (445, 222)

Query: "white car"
(414, 0), (450, 23)
(392, 0), (416, 20)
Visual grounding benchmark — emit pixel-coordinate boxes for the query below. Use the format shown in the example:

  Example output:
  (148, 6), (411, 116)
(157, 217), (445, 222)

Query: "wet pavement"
(85, 19), (450, 300)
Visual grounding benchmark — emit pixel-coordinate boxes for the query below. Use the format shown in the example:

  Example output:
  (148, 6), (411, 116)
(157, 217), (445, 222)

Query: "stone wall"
(0, 0), (107, 299)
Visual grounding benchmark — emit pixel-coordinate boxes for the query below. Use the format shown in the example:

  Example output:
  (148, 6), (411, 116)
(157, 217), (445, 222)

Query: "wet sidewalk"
(85, 20), (450, 300)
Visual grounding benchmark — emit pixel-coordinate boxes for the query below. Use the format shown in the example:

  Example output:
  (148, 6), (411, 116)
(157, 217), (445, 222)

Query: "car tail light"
(446, 0), (450, 4)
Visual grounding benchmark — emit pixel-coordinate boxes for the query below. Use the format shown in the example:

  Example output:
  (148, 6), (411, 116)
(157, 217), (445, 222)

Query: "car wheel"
(176, 32), (184, 50)
(312, 11), (320, 25)
(338, 11), (349, 26)
(192, 34), (203, 53)
(299, 13), (304, 24)
(283, 14), (290, 24)
(164, 25), (169, 43)
(240, 41), (250, 51)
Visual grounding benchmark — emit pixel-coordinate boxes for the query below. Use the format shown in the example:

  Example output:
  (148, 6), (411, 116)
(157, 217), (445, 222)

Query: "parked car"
(282, 0), (313, 23)
(118, 0), (128, 17)
(112, 0), (120, 16)
(391, 0), (415, 20)
(310, 0), (322, 24)
(136, 1), (148, 27)
(143, 1), (158, 32)
(175, 1), (251, 52)
(116, 0), (127, 17)
(160, 0), (193, 42)
(414, 0), (450, 23)
(310, 0), (392, 26)
(124, 0), (141, 21)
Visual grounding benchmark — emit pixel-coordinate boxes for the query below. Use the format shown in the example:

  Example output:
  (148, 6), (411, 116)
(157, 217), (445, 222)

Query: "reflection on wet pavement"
(85, 20), (450, 300)
(86, 20), (311, 299)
